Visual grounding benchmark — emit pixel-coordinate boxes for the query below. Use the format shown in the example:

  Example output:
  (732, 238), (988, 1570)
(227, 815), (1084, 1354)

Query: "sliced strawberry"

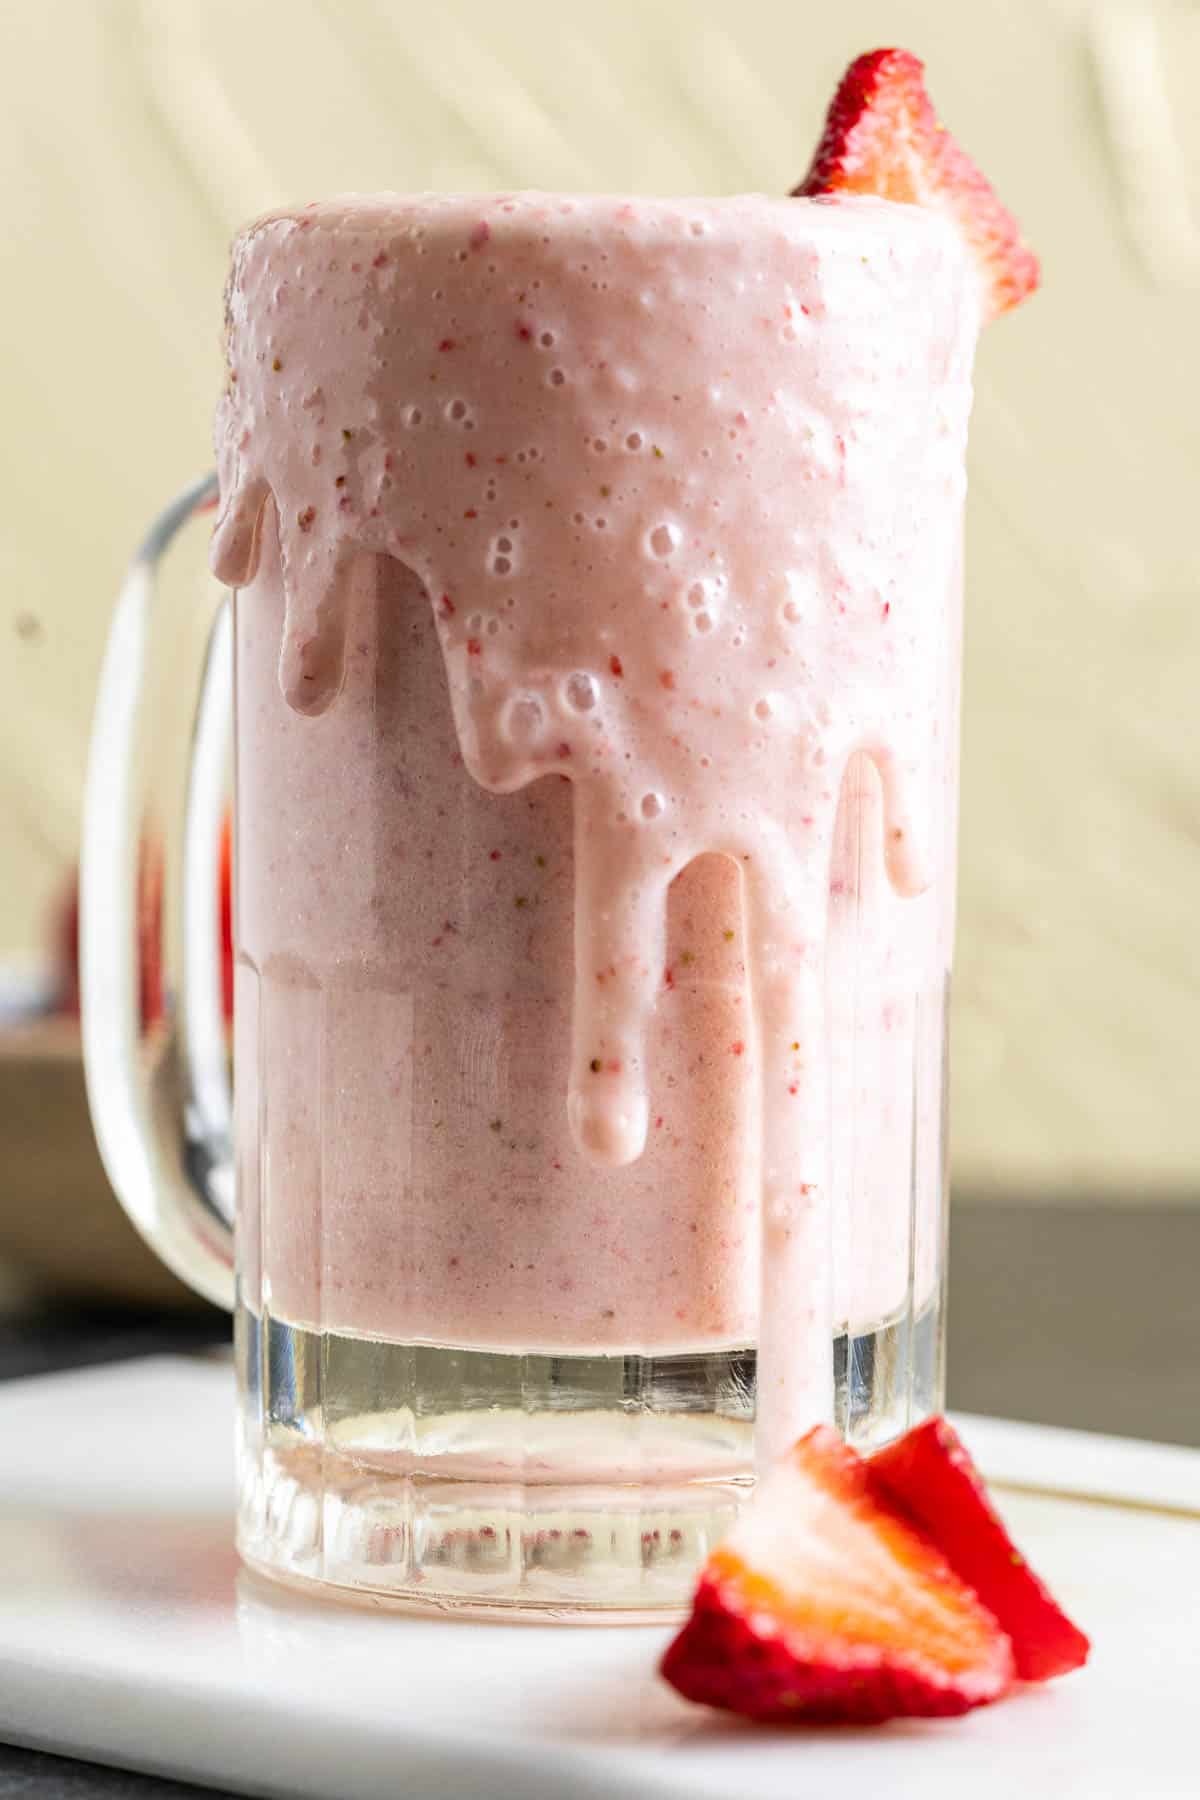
(870, 1417), (1090, 1682)
(661, 1425), (1013, 1724)
(795, 48), (1039, 323)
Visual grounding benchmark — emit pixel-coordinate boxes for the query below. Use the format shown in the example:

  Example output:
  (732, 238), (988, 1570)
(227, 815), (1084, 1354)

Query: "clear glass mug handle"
(81, 471), (236, 1309)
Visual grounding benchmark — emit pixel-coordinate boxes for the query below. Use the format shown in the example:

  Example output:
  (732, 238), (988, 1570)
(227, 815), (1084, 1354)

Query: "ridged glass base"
(236, 1298), (941, 1616)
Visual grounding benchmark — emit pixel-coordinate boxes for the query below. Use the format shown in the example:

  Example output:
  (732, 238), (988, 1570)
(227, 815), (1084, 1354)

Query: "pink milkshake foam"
(213, 192), (978, 1461)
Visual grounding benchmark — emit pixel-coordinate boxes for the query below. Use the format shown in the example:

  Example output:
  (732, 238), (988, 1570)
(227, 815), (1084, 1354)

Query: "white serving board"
(1, 1357), (1197, 1800)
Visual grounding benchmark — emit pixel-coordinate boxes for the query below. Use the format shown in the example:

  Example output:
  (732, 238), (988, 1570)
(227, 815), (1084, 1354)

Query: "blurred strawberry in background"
(219, 813), (233, 1022)
(53, 818), (233, 1028)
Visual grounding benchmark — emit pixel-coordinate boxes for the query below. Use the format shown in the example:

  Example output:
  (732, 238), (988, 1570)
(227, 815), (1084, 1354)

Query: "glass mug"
(83, 194), (971, 1617)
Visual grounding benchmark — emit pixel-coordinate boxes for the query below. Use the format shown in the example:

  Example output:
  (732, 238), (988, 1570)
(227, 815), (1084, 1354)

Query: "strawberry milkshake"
(209, 53), (1037, 1608)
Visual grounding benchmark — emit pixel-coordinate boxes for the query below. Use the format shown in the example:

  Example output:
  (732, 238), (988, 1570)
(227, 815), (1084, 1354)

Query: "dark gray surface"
(0, 1746), (230, 1800)
(947, 1201), (1199, 1448)
(1, 1199), (1197, 1796)
(0, 1305), (225, 1386)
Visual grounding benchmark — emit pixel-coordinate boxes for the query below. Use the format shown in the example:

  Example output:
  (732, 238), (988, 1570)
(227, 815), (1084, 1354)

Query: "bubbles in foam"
(640, 792), (665, 821)
(404, 406), (423, 428)
(648, 522), (679, 559)
(466, 612), (484, 634)
(489, 532), (508, 565)
(776, 575), (811, 632)
(625, 431), (643, 452)
(446, 398), (470, 423)
(548, 368), (566, 387)
(683, 577), (721, 634)
(563, 672), (598, 713)
(540, 330), (556, 348)
(754, 698), (773, 722)
(501, 693), (545, 745)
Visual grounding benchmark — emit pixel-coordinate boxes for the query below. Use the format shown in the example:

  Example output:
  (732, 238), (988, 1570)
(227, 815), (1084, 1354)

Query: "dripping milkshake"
(215, 191), (977, 1608)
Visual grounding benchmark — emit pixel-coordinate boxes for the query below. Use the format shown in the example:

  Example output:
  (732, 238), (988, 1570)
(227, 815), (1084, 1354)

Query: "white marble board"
(1, 1357), (1197, 1799)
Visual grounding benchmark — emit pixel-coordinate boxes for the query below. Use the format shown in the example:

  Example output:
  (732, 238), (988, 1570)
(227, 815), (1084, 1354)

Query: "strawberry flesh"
(795, 48), (1039, 323)
(661, 1425), (1014, 1724)
(870, 1417), (1090, 1682)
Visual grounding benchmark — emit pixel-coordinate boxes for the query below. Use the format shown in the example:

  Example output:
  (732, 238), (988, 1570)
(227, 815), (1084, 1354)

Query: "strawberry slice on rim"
(870, 1417), (1090, 1682)
(660, 1425), (1014, 1724)
(795, 48), (1039, 323)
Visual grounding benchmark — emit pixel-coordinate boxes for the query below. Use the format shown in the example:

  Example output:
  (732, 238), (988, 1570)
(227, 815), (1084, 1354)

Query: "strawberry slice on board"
(795, 48), (1039, 323)
(870, 1417), (1091, 1683)
(660, 1425), (1014, 1724)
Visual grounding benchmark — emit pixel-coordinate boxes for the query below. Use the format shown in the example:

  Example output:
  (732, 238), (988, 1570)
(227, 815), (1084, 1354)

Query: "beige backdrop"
(2, 0), (1196, 1198)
